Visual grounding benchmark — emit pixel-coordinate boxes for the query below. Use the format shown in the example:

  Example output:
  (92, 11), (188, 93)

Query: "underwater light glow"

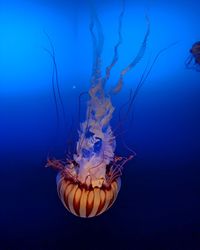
(0, 0), (199, 98)
(0, 2), (73, 96)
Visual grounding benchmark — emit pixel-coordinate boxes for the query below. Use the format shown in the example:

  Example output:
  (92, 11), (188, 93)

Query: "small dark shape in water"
(185, 41), (200, 71)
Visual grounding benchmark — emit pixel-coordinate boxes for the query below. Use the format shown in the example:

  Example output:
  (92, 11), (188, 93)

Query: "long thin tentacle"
(104, 0), (125, 82)
(113, 42), (178, 144)
(43, 30), (67, 127)
(116, 89), (136, 154)
(89, 14), (98, 84)
(66, 116), (75, 157)
(89, 2), (104, 85)
(185, 54), (193, 69)
(120, 15), (150, 76)
(126, 41), (178, 118)
(51, 60), (59, 128)
(112, 15), (150, 94)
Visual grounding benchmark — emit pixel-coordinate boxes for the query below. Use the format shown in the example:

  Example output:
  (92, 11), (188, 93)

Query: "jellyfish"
(185, 41), (200, 71)
(45, 1), (172, 218)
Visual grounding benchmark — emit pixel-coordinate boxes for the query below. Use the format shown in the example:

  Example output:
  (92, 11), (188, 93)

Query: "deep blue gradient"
(0, 0), (200, 249)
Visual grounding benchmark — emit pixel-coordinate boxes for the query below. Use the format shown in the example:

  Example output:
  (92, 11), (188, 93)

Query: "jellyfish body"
(47, 137), (133, 217)
(47, 67), (134, 217)
(47, 87), (133, 217)
(55, 166), (121, 217)
(185, 41), (200, 71)
(46, 1), (151, 218)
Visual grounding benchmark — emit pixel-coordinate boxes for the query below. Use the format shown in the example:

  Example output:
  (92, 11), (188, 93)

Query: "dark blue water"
(0, 0), (200, 249)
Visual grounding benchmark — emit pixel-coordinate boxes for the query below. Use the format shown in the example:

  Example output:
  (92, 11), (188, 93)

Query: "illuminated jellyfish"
(46, 2), (169, 218)
(185, 41), (200, 71)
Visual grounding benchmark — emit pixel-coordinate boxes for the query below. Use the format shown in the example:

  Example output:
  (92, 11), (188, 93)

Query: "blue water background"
(0, 0), (200, 249)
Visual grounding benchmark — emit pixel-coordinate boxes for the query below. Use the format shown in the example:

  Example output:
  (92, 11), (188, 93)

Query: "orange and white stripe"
(56, 174), (121, 218)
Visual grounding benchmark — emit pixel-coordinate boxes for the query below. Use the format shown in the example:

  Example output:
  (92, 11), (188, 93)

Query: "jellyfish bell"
(186, 41), (200, 71)
(47, 132), (133, 218)
(47, 155), (131, 218)
(190, 41), (200, 55)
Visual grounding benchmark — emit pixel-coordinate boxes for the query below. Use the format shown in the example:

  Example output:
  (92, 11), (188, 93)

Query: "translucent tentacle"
(113, 42), (178, 155)
(89, 2), (104, 86)
(43, 30), (67, 128)
(112, 15), (150, 94)
(126, 41), (179, 116)
(185, 54), (193, 69)
(104, 0), (125, 82)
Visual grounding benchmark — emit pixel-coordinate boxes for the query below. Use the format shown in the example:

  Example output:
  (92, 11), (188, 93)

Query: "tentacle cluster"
(46, 154), (133, 189)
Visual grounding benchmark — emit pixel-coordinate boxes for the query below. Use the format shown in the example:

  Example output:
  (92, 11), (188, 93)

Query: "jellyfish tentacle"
(113, 88), (134, 136)
(118, 89), (133, 128)
(104, 0), (125, 82)
(112, 15), (150, 94)
(117, 88), (138, 155)
(76, 4), (116, 186)
(113, 42), (178, 155)
(113, 22), (176, 155)
(52, 62), (59, 128)
(76, 91), (90, 157)
(123, 42), (179, 123)
(46, 158), (65, 171)
(76, 104), (92, 156)
(133, 42), (179, 110)
(121, 15), (150, 76)
(89, 15), (98, 84)
(66, 116), (76, 158)
(106, 155), (134, 186)
(43, 31), (67, 128)
(43, 47), (60, 128)
(113, 89), (135, 153)
(89, 2), (104, 85)
(185, 54), (193, 69)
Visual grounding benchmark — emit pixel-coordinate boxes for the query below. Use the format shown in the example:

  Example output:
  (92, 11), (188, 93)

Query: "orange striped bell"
(46, 155), (133, 218)
(56, 174), (121, 218)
